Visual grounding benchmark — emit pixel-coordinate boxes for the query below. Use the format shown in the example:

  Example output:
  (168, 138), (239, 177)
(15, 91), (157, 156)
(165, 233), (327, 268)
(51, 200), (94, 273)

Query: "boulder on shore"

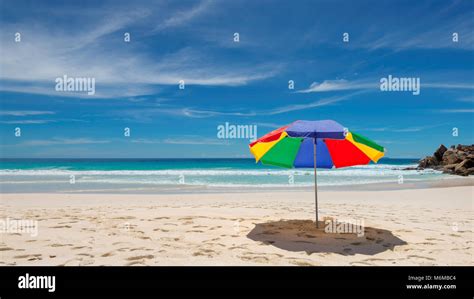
(433, 144), (447, 161)
(418, 144), (474, 176)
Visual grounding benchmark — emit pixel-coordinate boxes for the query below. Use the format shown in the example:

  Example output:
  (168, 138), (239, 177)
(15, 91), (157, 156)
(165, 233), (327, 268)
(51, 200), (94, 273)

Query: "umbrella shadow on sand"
(247, 220), (407, 256)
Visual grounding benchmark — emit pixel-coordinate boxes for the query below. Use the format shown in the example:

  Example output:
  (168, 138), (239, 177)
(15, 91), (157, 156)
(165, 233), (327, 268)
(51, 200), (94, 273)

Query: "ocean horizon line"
(0, 157), (420, 161)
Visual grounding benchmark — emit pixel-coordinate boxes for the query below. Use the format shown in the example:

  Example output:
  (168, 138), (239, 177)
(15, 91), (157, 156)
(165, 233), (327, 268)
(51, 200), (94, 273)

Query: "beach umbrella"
(249, 120), (385, 228)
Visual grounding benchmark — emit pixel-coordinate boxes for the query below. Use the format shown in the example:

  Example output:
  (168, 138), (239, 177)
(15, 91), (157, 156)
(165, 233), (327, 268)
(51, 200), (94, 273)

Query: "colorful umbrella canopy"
(249, 120), (385, 169)
(249, 120), (385, 227)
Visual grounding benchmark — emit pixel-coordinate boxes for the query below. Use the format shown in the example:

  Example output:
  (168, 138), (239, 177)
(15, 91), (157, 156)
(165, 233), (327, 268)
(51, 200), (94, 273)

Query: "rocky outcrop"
(418, 144), (474, 176)
(434, 144), (447, 161)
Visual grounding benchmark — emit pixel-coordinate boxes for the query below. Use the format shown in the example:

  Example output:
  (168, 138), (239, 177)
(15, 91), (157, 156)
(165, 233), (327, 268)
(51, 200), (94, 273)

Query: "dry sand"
(1, 186), (473, 266)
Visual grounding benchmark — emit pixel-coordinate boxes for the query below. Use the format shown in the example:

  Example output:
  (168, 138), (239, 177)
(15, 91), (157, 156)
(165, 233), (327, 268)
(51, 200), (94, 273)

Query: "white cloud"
(423, 83), (474, 89)
(457, 95), (474, 103)
(351, 123), (449, 133)
(254, 122), (284, 128)
(131, 136), (231, 145)
(163, 136), (231, 145)
(0, 81), (160, 99)
(0, 120), (53, 124)
(297, 80), (375, 93)
(154, 0), (213, 32)
(0, 110), (55, 116)
(21, 138), (110, 146)
(263, 92), (363, 115)
(0, 4), (279, 99)
(352, 6), (474, 51)
(436, 109), (474, 113)
(113, 92), (361, 121)
(297, 79), (474, 93)
(130, 138), (162, 144)
(181, 108), (257, 118)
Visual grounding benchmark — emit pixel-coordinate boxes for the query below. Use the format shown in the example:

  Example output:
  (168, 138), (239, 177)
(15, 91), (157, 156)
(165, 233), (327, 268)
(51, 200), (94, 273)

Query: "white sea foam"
(0, 163), (449, 190)
(0, 164), (440, 177)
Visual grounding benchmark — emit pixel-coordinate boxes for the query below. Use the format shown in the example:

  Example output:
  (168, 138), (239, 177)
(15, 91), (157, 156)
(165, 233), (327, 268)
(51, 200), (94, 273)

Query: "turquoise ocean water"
(0, 158), (451, 193)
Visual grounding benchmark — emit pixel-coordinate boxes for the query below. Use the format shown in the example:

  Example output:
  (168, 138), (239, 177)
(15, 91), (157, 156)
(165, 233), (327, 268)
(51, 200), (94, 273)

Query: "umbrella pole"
(313, 138), (319, 228)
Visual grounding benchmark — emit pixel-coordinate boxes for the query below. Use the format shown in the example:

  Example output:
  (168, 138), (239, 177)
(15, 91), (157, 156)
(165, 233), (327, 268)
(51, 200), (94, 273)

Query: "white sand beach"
(1, 183), (473, 266)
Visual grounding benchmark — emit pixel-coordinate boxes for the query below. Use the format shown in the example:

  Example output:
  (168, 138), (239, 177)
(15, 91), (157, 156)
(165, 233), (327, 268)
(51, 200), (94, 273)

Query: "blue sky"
(0, 0), (473, 158)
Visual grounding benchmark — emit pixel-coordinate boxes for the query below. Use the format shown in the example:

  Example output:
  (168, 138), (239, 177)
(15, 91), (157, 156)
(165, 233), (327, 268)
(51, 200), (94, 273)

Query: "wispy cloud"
(263, 92), (363, 115)
(373, 140), (414, 145)
(297, 79), (473, 93)
(180, 108), (257, 118)
(114, 92), (362, 121)
(130, 138), (162, 144)
(21, 138), (110, 146)
(372, 26), (473, 51)
(0, 81), (161, 99)
(0, 120), (53, 124)
(0, 3), (279, 99)
(254, 122), (284, 129)
(352, 123), (449, 133)
(391, 127), (435, 133)
(359, 6), (474, 51)
(435, 109), (474, 113)
(0, 110), (55, 116)
(131, 136), (231, 146)
(297, 80), (375, 93)
(457, 95), (474, 103)
(154, 0), (213, 32)
(164, 136), (230, 145)
(424, 83), (474, 89)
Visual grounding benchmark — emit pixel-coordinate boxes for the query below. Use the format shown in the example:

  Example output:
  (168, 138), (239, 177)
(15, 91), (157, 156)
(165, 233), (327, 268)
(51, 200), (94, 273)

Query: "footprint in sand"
(27, 256), (42, 261)
(130, 247), (150, 252)
(407, 255), (435, 261)
(238, 254), (269, 264)
(126, 261), (145, 266)
(71, 246), (86, 250)
(58, 221), (79, 224)
(288, 259), (314, 266)
(14, 254), (42, 260)
(125, 255), (154, 261)
(113, 216), (136, 220)
(350, 261), (373, 266)
(77, 253), (94, 257)
(79, 259), (95, 266)
(228, 245), (247, 250)
(193, 249), (218, 257)
(209, 226), (223, 231)
(50, 243), (73, 247)
(208, 243), (226, 248)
